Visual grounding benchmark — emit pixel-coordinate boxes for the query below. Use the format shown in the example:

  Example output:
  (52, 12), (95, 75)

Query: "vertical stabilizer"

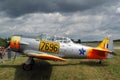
(97, 37), (113, 51)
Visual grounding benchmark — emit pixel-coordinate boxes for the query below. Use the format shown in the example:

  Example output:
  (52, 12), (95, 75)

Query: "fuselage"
(10, 36), (92, 59)
(10, 36), (112, 60)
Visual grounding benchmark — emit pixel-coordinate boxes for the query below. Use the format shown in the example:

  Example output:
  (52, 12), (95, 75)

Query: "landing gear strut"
(22, 57), (35, 71)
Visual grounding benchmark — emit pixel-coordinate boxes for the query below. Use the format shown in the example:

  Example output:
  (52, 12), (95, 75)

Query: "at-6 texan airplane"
(8, 35), (114, 70)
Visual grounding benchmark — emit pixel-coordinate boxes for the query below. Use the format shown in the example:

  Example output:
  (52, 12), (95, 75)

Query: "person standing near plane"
(0, 47), (5, 63)
(0, 47), (2, 63)
(6, 47), (12, 60)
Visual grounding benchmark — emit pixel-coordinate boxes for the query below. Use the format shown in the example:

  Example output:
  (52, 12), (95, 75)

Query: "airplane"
(8, 34), (114, 70)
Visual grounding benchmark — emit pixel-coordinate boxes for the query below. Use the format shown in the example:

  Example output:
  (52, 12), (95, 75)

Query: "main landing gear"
(22, 57), (35, 71)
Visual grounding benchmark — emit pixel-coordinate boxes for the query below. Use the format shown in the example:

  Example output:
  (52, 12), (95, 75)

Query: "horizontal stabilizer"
(107, 53), (114, 58)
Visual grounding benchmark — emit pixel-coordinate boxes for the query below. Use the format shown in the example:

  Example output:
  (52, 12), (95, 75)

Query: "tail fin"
(97, 37), (113, 51)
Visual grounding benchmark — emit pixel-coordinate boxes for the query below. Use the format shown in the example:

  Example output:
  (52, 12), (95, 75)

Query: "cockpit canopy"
(36, 34), (73, 43)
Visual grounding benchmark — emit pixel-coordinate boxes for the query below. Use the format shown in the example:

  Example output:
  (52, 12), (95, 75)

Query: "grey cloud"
(0, 0), (108, 17)
(0, 0), (120, 41)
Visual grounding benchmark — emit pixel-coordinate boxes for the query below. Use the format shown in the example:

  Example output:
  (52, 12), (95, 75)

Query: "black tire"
(22, 63), (33, 71)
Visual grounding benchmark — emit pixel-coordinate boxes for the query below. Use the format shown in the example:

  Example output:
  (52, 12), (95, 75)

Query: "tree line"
(0, 38), (10, 47)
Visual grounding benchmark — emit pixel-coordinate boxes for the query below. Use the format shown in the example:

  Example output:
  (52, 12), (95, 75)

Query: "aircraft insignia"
(79, 48), (86, 55)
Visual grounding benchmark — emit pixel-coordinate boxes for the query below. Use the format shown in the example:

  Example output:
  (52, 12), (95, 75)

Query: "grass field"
(0, 42), (120, 80)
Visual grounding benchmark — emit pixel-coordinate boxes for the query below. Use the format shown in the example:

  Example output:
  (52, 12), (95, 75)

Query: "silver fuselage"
(17, 37), (90, 59)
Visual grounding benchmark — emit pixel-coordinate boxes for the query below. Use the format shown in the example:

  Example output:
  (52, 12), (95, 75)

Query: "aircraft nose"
(10, 36), (21, 50)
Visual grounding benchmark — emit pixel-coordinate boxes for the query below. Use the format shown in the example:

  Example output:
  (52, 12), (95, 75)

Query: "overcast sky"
(0, 0), (120, 41)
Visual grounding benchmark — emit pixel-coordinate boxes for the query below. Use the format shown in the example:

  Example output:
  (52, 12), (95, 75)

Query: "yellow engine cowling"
(10, 36), (21, 51)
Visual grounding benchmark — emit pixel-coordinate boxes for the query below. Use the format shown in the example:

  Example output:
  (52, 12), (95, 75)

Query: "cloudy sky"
(0, 0), (120, 41)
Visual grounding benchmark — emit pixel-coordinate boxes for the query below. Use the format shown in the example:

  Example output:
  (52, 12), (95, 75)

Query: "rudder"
(97, 37), (113, 51)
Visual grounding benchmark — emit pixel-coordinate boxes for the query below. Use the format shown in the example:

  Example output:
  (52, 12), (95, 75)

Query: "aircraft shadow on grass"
(79, 61), (108, 66)
(0, 60), (108, 80)
(51, 60), (108, 67)
(1, 60), (52, 80)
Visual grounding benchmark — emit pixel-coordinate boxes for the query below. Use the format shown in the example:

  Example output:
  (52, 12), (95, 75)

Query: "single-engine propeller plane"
(8, 34), (114, 70)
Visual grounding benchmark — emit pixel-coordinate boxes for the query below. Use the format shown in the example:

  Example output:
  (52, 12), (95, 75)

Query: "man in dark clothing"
(6, 47), (12, 60)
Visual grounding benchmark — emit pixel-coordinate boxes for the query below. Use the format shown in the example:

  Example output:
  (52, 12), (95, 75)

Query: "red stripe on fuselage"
(87, 48), (108, 59)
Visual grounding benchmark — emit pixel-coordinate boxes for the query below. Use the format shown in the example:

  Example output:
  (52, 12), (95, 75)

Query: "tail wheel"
(98, 60), (102, 64)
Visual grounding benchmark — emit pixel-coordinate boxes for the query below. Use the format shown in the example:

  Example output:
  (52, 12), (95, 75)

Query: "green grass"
(113, 42), (120, 46)
(0, 42), (120, 80)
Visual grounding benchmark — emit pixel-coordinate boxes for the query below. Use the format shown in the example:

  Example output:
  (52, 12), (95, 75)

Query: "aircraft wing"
(23, 50), (66, 61)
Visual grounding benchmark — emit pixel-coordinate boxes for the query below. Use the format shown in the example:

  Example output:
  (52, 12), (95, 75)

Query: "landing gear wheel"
(22, 63), (33, 71)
